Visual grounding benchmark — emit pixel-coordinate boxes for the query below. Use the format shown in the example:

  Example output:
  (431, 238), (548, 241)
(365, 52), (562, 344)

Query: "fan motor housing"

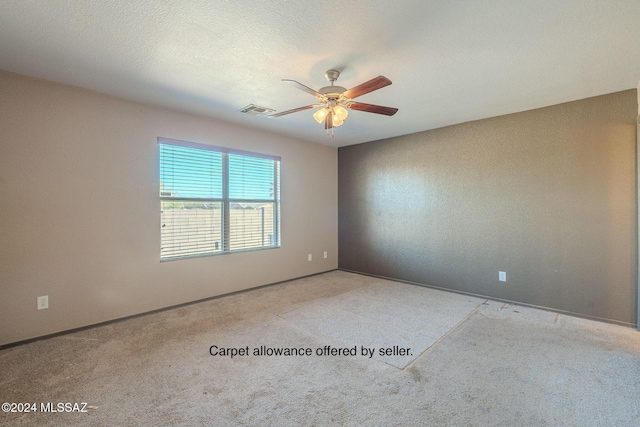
(318, 85), (347, 97)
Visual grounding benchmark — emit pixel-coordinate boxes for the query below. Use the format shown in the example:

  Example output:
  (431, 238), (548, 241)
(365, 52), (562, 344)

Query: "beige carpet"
(1, 270), (639, 426)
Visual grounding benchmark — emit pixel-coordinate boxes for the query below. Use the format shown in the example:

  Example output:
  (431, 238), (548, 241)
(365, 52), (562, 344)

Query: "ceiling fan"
(269, 69), (398, 137)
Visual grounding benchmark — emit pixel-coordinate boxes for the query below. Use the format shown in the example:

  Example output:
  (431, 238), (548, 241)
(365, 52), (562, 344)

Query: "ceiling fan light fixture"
(313, 107), (329, 123)
(333, 105), (348, 121)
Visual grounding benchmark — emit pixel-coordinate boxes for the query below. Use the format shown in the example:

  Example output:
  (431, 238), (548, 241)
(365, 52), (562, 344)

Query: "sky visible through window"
(159, 144), (275, 200)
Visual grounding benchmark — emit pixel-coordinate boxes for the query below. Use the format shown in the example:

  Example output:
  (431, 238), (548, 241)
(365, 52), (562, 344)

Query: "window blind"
(159, 139), (280, 260)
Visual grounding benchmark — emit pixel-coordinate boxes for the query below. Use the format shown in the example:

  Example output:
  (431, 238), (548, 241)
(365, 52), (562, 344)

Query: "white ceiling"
(1, 1), (639, 148)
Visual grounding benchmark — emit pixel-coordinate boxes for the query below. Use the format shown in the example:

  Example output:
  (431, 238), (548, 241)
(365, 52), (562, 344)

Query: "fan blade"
(343, 76), (392, 99)
(347, 102), (398, 116)
(269, 105), (317, 118)
(282, 79), (324, 98)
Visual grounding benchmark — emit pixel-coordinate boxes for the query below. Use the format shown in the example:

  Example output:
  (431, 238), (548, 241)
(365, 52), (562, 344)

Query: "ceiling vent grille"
(239, 104), (275, 116)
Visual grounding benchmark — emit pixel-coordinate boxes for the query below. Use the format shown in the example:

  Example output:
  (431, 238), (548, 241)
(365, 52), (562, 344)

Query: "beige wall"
(637, 81), (640, 329)
(339, 90), (638, 325)
(0, 71), (338, 346)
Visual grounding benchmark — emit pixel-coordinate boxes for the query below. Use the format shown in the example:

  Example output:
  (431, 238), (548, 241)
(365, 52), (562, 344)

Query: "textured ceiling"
(1, 0), (639, 147)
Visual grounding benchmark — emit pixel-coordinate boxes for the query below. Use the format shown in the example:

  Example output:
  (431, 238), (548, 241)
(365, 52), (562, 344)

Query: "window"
(159, 138), (280, 260)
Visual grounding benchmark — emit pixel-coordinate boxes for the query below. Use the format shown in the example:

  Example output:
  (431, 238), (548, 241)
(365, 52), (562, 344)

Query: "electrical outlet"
(308, 254), (312, 261)
(324, 251), (327, 259)
(37, 295), (48, 310)
(499, 271), (507, 282)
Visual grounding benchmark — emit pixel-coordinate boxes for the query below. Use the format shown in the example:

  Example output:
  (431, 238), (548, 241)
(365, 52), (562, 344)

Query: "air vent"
(239, 104), (275, 116)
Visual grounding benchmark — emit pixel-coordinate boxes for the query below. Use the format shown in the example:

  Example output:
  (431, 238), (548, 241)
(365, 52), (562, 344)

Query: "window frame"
(158, 137), (281, 261)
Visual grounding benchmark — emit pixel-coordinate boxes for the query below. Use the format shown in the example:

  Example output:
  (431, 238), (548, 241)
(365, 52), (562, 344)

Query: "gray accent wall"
(339, 90), (638, 326)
